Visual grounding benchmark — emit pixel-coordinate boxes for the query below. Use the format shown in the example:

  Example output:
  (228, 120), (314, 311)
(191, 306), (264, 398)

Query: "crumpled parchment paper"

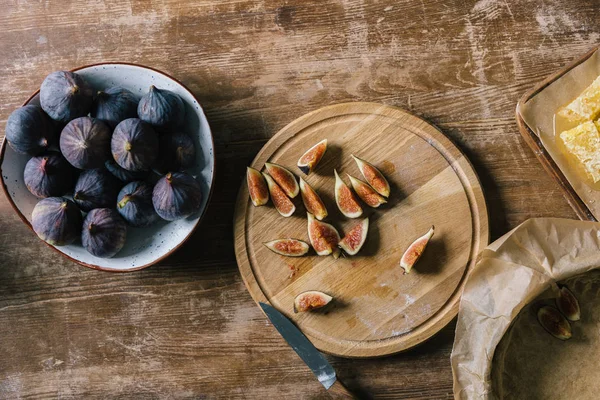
(451, 218), (600, 399)
(518, 48), (600, 218)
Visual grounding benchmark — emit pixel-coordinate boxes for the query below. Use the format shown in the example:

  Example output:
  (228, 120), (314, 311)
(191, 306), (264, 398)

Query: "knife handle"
(328, 379), (356, 399)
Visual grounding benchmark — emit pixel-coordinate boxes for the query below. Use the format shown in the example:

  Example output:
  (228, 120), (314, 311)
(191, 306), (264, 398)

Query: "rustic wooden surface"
(0, 0), (593, 398)
(235, 102), (488, 357)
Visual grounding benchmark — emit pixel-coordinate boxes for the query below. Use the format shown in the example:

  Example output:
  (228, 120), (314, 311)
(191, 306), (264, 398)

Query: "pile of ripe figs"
(6, 70), (202, 258)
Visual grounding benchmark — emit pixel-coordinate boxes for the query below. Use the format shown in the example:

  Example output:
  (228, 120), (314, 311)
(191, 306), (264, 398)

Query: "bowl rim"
(0, 62), (216, 272)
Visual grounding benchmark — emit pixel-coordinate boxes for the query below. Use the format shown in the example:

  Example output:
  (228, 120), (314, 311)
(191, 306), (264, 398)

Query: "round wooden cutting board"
(234, 102), (488, 358)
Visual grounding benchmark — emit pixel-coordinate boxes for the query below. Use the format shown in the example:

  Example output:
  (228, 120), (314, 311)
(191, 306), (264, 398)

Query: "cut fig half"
(294, 291), (333, 313)
(348, 174), (387, 208)
(537, 306), (572, 340)
(339, 218), (369, 256)
(297, 139), (327, 174)
(264, 239), (310, 257)
(334, 169), (363, 218)
(264, 162), (299, 198)
(263, 172), (295, 217)
(555, 285), (580, 322)
(247, 167), (269, 206)
(352, 155), (390, 197)
(400, 226), (434, 273)
(299, 177), (328, 221)
(307, 212), (340, 256)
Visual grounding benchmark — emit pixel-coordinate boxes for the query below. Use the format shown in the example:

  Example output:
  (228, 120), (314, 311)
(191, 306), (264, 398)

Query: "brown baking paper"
(518, 49), (600, 218)
(451, 217), (600, 399)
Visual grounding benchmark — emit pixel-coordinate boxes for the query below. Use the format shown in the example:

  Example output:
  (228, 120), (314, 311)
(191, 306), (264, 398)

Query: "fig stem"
(71, 85), (79, 95)
(166, 173), (173, 182)
(40, 157), (49, 172)
(149, 85), (156, 91)
(124, 142), (132, 152)
(117, 195), (131, 209)
(73, 192), (85, 201)
(88, 223), (97, 234)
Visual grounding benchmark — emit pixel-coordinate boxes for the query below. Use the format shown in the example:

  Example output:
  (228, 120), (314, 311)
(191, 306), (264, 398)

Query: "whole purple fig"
(73, 169), (122, 212)
(105, 159), (149, 183)
(5, 105), (55, 155)
(32, 197), (82, 246)
(91, 87), (139, 128)
(111, 118), (158, 171)
(155, 132), (197, 173)
(152, 172), (202, 221)
(117, 181), (159, 227)
(40, 71), (93, 123)
(82, 208), (127, 258)
(24, 152), (77, 198)
(60, 117), (112, 169)
(137, 85), (185, 129)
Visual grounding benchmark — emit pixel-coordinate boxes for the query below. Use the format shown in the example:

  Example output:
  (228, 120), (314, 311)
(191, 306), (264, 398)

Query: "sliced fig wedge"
(299, 177), (328, 221)
(348, 175), (387, 208)
(339, 218), (369, 256)
(247, 167), (269, 206)
(297, 139), (327, 175)
(556, 286), (580, 321)
(537, 306), (572, 340)
(307, 212), (341, 256)
(334, 169), (363, 218)
(263, 173), (295, 217)
(352, 155), (390, 197)
(400, 226), (434, 273)
(264, 239), (309, 257)
(264, 162), (299, 198)
(294, 290), (333, 313)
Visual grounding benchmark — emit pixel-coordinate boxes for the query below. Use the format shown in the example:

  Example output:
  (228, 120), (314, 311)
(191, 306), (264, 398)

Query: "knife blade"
(259, 302), (337, 389)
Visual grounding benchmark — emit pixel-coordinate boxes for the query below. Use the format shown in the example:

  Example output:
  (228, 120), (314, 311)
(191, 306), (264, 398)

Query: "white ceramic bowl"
(0, 63), (215, 271)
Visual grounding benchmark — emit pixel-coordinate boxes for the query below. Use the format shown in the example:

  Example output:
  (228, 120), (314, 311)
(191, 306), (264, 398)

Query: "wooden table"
(0, 0), (593, 398)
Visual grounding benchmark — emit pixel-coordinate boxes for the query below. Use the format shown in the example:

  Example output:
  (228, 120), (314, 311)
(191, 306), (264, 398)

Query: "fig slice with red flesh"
(352, 155), (390, 198)
(339, 218), (369, 256)
(263, 173), (295, 217)
(307, 212), (341, 256)
(294, 291), (333, 313)
(348, 175), (387, 208)
(264, 162), (299, 198)
(400, 226), (434, 273)
(247, 167), (269, 206)
(297, 139), (327, 175)
(334, 169), (363, 218)
(264, 239), (309, 257)
(299, 177), (328, 221)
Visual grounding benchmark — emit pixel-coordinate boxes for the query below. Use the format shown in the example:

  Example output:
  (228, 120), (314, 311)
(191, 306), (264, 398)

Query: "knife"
(259, 302), (356, 399)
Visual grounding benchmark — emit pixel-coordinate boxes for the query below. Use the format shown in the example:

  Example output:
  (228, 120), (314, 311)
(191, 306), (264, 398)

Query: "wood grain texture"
(235, 103), (488, 357)
(0, 0), (595, 398)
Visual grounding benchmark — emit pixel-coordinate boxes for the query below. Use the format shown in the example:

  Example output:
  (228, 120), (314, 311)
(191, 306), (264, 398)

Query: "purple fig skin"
(24, 152), (77, 198)
(32, 197), (82, 246)
(152, 172), (202, 221)
(111, 118), (159, 171)
(82, 208), (127, 258)
(60, 117), (112, 169)
(5, 105), (55, 155)
(137, 85), (185, 129)
(154, 132), (197, 173)
(105, 159), (149, 183)
(73, 169), (122, 212)
(40, 71), (93, 123)
(117, 181), (159, 227)
(91, 87), (139, 128)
